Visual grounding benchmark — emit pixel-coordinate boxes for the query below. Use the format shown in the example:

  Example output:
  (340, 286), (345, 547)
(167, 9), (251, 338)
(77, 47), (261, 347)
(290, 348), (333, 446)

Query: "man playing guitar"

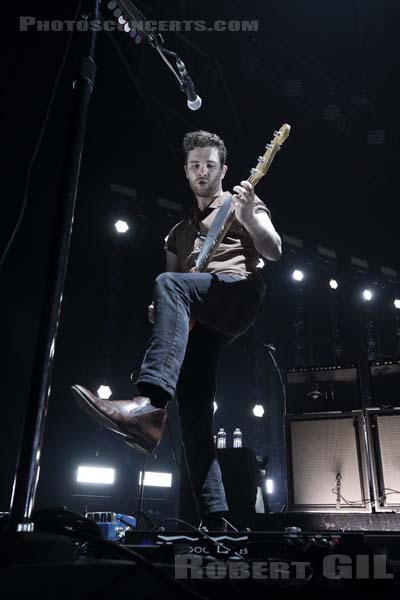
(72, 130), (282, 531)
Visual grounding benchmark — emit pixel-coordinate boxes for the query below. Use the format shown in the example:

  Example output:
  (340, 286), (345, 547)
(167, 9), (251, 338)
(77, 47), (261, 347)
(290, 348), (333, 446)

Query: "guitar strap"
(194, 193), (233, 272)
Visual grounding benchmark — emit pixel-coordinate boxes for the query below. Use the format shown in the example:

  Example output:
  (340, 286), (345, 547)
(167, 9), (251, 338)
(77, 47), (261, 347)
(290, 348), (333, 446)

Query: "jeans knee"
(154, 272), (179, 298)
(155, 272), (177, 289)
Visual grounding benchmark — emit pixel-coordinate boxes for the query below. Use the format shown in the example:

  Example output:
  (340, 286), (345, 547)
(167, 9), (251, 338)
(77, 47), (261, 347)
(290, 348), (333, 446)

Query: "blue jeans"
(137, 272), (263, 518)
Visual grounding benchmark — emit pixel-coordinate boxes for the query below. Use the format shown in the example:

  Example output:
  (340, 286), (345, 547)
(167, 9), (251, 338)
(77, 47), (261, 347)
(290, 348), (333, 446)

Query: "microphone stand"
(7, 0), (101, 532)
(6, 0), (198, 537)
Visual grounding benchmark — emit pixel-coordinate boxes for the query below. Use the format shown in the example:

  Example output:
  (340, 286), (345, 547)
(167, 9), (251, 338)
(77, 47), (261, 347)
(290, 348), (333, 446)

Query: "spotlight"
(363, 289), (373, 301)
(394, 299), (400, 309)
(77, 466), (115, 484)
(97, 385), (112, 399)
(266, 479), (274, 494)
(253, 404), (265, 418)
(139, 471), (172, 488)
(292, 269), (304, 282)
(115, 220), (129, 233)
(329, 279), (338, 290)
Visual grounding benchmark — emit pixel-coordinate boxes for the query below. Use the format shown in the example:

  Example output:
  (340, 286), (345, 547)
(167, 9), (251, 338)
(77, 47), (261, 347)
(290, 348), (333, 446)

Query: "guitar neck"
(195, 168), (261, 273)
(195, 201), (236, 273)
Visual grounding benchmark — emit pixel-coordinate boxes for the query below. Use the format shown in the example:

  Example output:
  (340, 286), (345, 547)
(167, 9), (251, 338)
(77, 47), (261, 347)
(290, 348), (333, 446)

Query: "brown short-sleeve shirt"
(164, 192), (270, 289)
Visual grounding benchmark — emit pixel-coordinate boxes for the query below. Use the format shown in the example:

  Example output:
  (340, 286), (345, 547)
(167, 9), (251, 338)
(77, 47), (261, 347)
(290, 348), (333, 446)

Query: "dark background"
(1, 0), (399, 518)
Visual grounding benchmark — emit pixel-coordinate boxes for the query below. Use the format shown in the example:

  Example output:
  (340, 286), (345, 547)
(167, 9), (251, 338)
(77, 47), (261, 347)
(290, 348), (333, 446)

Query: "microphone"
(176, 58), (202, 111)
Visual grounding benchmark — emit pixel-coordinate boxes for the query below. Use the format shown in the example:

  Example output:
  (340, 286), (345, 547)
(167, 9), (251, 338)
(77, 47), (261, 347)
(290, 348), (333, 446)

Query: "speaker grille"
(374, 414), (400, 507)
(288, 414), (369, 511)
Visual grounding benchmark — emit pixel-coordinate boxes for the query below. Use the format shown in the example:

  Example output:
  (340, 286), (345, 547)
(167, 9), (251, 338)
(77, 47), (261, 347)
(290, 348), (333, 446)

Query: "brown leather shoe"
(71, 385), (166, 454)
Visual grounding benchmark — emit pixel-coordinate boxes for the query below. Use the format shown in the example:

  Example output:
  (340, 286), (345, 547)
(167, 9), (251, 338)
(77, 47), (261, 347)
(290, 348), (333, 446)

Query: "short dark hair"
(183, 130), (227, 166)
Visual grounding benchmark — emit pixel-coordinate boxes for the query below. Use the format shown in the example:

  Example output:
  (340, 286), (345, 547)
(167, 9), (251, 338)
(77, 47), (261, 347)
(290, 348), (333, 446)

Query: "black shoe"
(200, 513), (229, 532)
(71, 385), (166, 454)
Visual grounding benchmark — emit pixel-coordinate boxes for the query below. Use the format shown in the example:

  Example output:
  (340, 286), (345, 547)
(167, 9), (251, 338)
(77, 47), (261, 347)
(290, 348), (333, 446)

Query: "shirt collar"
(186, 191), (229, 225)
(209, 191), (230, 208)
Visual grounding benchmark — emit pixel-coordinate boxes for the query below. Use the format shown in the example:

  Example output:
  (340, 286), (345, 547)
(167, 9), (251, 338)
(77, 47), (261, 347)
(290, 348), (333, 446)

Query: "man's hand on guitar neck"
(232, 180), (256, 225)
(232, 180), (282, 261)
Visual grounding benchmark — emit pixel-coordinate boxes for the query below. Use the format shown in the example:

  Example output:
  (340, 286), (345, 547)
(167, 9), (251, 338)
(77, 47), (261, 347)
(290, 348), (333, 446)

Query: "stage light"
(282, 79), (302, 97)
(139, 471), (172, 488)
(329, 279), (338, 290)
(213, 400), (218, 414)
(266, 479), (274, 494)
(363, 289), (373, 301)
(367, 129), (386, 145)
(110, 182), (137, 199)
(97, 385), (112, 399)
(253, 404), (265, 418)
(322, 104), (341, 121)
(394, 299), (400, 309)
(77, 466), (115, 485)
(115, 220), (129, 233)
(292, 269), (304, 282)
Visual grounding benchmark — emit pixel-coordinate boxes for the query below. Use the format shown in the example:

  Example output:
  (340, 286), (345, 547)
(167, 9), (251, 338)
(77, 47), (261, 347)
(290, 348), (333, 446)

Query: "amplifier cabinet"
(366, 408), (400, 511)
(285, 364), (361, 414)
(285, 412), (371, 512)
(369, 361), (400, 408)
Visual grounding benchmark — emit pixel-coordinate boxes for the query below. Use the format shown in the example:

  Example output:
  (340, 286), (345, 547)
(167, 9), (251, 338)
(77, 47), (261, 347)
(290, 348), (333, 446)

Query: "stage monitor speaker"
(369, 360), (400, 408)
(367, 408), (400, 511)
(286, 412), (371, 512)
(285, 364), (361, 414)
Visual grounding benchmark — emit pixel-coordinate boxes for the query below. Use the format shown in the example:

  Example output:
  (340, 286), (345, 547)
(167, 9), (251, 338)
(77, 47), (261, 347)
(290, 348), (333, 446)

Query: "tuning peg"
(265, 143), (272, 150)
(257, 156), (266, 163)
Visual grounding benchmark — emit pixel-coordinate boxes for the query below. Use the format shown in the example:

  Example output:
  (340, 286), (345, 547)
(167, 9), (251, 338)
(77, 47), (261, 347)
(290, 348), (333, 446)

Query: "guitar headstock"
(249, 123), (291, 186)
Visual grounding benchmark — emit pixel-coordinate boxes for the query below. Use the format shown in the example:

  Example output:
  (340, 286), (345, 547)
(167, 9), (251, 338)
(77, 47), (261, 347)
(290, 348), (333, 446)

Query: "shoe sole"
(124, 437), (155, 454)
(71, 385), (157, 455)
(72, 385), (127, 436)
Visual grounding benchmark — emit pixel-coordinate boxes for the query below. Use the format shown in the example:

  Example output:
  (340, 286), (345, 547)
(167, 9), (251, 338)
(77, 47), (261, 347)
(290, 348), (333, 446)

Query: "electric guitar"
(189, 123), (291, 330)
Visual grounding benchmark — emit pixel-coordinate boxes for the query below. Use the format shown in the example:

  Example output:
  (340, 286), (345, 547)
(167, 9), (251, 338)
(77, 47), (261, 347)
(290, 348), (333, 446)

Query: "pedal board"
(124, 529), (340, 561)
(85, 511), (136, 541)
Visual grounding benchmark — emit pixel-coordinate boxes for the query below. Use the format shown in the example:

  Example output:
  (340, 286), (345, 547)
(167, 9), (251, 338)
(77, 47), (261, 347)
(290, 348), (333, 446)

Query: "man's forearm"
(242, 212), (282, 261)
